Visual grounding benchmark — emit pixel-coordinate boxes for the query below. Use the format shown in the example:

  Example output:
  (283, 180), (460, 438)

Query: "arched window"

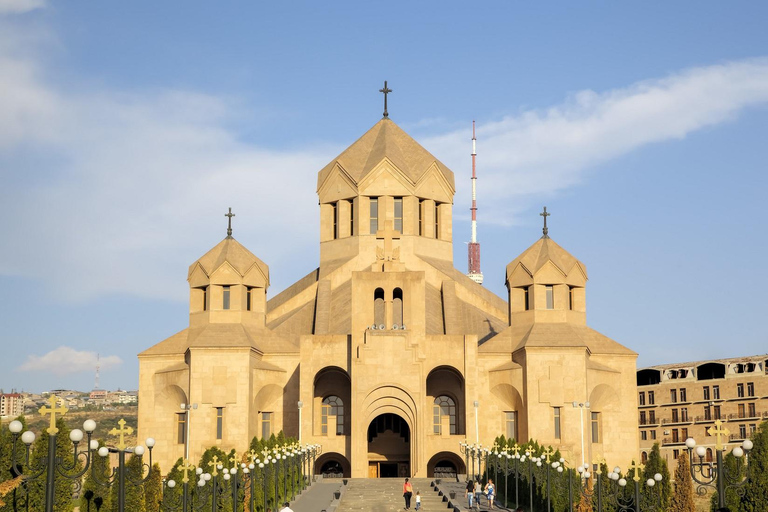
(393, 288), (403, 328)
(641, 451), (648, 463)
(322, 395), (344, 435)
(433, 395), (456, 435)
(374, 288), (385, 328)
(706, 448), (713, 462)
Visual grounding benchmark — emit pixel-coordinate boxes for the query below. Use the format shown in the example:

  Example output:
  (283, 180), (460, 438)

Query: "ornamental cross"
(511, 443), (521, 457)
(38, 395), (68, 435)
(248, 449), (259, 463)
(208, 455), (221, 476)
(229, 452), (239, 466)
(540, 206), (550, 239)
(109, 418), (133, 450)
(708, 419), (731, 451)
(376, 221), (401, 261)
(543, 446), (554, 463)
(225, 207), (235, 238)
(178, 459), (195, 484)
(628, 459), (645, 482)
(379, 80), (393, 118)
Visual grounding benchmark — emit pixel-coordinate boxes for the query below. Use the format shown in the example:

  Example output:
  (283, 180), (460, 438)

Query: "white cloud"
(422, 58), (768, 226)
(18, 346), (122, 376)
(0, 0), (44, 14)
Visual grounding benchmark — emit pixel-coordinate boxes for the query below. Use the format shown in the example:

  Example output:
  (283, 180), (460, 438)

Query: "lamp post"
(297, 401), (303, 445)
(90, 419), (156, 512)
(572, 401), (590, 469)
(473, 401), (479, 444)
(8, 396), (96, 512)
(180, 403), (198, 462)
(685, 419), (753, 510)
(602, 460), (663, 512)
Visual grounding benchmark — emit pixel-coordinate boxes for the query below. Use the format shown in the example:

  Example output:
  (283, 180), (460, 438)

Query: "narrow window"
(713, 385), (720, 400)
(680, 388), (687, 402)
(672, 428), (679, 443)
(216, 407), (223, 440)
(524, 287), (530, 310)
(177, 413), (186, 444)
(505, 411), (517, 441)
(750, 424), (757, 435)
(349, 199), (354, 236)
(394, 197), (403, 233)
(433, 396), (456, 435)
(714, 405), (721, 419)
(648, 391), (655, 405)
(649, 410), (656, 423)
(672, 408), (679, 422)
(747, 382), (755, 396)
(332, 202), (338, 240)
(738, 383), (744, 398)
(641, 431), (647, 441)
(681, 407), (688, 422)
(545, 285), (554, 309)
(553, 407), (561, 439)
(748, 403), (756, 417)
(704, 405), (711, 421)
(591, 412), (600, 443)
(370, 197), (379, 234)
(670, 389), (677, 403)
(640, 411), (647, 425)
(222, 286), (231, 310)
(641, 451), (648, 463)
(706, 448), (713, 462)
(739, 425), (747, 439)
(373, 288), (385, 328)
(418, 199), (424, 236)
(738, 403), (745, 418)
(202, 287), (208, 311)
(638, 392), (645, 406)
(568, 286), (575, 310)
(673, 449), (679, 460)
(681, 427), (688, 440)
(322, 396), (344, 435)
(703, 386), (710, 400)
(434, 202), (440, 239)
(393, 288), (403, 327)
(261, 412), (272, 439)
(651, 430), (657, 440)
(246, 287), (252, 311)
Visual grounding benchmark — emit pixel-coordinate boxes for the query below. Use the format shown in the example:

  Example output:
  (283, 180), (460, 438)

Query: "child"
(415, 491), (421, 510)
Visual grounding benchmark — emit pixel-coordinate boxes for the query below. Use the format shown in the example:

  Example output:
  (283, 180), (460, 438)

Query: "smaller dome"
(506, 237), (587, 284)
(188, 237), (269, 286)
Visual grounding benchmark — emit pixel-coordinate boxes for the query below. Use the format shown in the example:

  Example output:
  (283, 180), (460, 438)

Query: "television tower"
(94, 353), (101, 390)
(467, 121), (484, 285)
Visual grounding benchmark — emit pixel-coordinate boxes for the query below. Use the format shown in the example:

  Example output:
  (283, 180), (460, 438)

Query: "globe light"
(654, 473), (663, 482)
(732, 447), (744, 458)
(145, 437), (155, 448)
(577, 465), (584, 473)
(98, 447), (109, 457)
(90, 440), (99, 450)
(536, 461), (542, 467)
(69, 429), (84, 443)
(618, 478), (627, 487)
(685, 438), (696, 449)
(196, 467), (203, 475)
(198, 480), (205, 487)
(743, 439), (754, 451)
(243, 467), (250, 474)
(583, 471), (591, 479)
(134, 445), (146, 456)
(224, 474), (230, 481)
(9, 420), (23, 433)
(204, 473), (211, 481)
(557, 466), (563, 473)
(259, 463), (265, 468)
(613, 466), (621, 474)
(222, 468), (229, 475)
(647, 479), (655, 487)
(21, 431), (35, 445)
(696, 446), (706, 458)
(231, 467), (237, 475)
(83, 419), (97, 433)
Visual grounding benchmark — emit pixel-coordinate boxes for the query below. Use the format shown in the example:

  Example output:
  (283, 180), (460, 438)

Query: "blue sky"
(1, 1), (767, 393)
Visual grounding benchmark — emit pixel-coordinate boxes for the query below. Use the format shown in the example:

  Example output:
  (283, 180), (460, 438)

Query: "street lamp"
(473, 401), (480, 444)
(180, 403), (198, 462)
(297, 401), (303, 445)
(572, 401), (590, 468)
(685, 419), (753, 510)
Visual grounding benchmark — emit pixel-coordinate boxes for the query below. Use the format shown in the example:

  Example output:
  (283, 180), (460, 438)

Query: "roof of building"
(638, 353), (768, 371)
(188, 237), (269, 284)
(316, 117), (455, 189)
(506, 236), (588, 281)
(480, 322), (636, 356)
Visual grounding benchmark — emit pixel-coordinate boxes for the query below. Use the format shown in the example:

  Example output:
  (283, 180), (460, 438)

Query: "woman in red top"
(403, 477), (413, 509)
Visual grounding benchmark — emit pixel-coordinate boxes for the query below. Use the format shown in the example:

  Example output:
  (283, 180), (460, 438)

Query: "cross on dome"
(540, 206), (550, 239)
(225, 207), (235, 238)
(379, 80), (393, 118)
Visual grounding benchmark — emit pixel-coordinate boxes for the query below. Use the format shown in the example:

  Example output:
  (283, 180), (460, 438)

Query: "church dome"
(188, 237), (269, 286)
(316, 117), (455, 189)
(506, 237), (587, 285)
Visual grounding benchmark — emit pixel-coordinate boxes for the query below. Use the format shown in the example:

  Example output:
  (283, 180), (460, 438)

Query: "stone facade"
(637, 354), (768, 474)
(138, 117), (640, 477)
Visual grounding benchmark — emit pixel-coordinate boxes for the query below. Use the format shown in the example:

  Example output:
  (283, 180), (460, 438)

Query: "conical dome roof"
(316, 117), (455, 189)
(188, 237), (269, 285)
(506, 237), (587, 282)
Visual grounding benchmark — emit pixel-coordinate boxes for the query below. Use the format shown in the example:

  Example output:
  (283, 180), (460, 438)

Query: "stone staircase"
(334, 478), (459, 512)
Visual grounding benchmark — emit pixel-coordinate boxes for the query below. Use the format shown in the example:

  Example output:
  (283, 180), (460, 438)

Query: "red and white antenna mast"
(467, 121), (484, 285)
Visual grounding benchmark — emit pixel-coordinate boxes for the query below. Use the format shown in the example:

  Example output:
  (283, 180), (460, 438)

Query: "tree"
(669, 451), (695, 512)
(161, 457), (184, 510)
(710, 451), (746, 512)
(739, 420), (768, 512)
(0, 416), (27, 512)
(109, 453), (145, 512)
(642, 443), (671, 511)
(26, 417), (80, 512)
(143, 463), (162, 512)
(79, 440), (111, 512)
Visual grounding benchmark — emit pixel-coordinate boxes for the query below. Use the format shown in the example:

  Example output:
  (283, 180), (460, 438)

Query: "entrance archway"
(367, 413), (410, 478)
(427, 451), (465, 479)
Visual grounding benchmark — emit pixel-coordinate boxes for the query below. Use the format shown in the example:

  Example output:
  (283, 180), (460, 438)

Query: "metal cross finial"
(708, 419), (731, 451)
(543, 446), (555, 463)
(511, 442), (520, 457)
(379, 80), (393, 118)
(628, 459), (645, 482)
(208, 455), (221, 476)
(540, 206), (550, 239)
(178, 459), (195, 484)
(109, 418), (134, 451)
(229, 452), (239, 466)
(248, 449), (258, 463)
(225, 207), (235, 238)
(39, 395), (68, 435)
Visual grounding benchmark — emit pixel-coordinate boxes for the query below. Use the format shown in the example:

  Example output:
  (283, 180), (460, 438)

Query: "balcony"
(661, 437), (686, 446)
(661, 416), (693, 426)
(639, 418), (659, 426)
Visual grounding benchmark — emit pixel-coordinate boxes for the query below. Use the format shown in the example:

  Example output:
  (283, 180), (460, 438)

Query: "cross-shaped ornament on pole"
(38, 395), (68, 435)
(540, 206), (550, 239)
(208, 455), (221, 476)
(109, 418), (134, 451)
(225, 207), (235, 238)
(178, 459), (196, 484)
(708, 419), (731, 451)
(379, 81), (393, 118)
(628, 459), (645, 482)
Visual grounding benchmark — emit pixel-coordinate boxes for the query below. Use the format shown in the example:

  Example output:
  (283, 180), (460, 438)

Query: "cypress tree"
(143, 463), (162, 512)
(26, 417), (79, 512)
(198, 446), (233, 512)
(0, 416), (27, 512)
(739, 420), (768, 512)
(710, 450), (745, 512)
(109, 453), (145, 512)
(642, 443), (671, 511)
(161, 457), (184, 510)
(79, 440), (111, 512)
(669, 451), (695, 512)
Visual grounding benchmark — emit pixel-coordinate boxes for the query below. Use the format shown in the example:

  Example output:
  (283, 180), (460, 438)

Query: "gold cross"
(542, 446), (554, 463)
(628, 459), (645, 482)
(511, 443), (520, 457)
(376, 221), (401, 261)
(108, 418), (133, 450)
(229, 452), (239, 466)
(178, 459), (195, 484)
(708, 419), (731, 451)
(38, 395), (68, 435)
(248, 449), (259, 463)
(208, 455), (221, 476)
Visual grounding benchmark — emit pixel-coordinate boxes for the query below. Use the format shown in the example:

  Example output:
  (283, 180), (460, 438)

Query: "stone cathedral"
(138, 113), (640, 478)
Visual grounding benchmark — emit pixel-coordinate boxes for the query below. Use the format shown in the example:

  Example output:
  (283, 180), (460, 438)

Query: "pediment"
(565, 261), (588, 285)
(188, 263), (210, 287)
(506, 262), (533, 288)
(243, 262), (269, 288)
(414, 162), (455, 202)
(317, 163), (359, 202)
(532, 260), (567, 283)
(357, 158), (414, 196)
(210, 261), (241, 284)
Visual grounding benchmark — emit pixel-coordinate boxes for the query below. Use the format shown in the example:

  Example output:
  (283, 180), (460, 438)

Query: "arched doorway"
(367, 413), (410, 478)
(427, 452), (465, 479)
(315, 452), (351, 478)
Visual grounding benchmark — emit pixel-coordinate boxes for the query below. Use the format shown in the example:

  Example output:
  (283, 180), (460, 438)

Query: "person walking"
(415, 491), (421, 510)
(473, 480), (482, 510)
(403, 477), (413, 510)
(486, 479), (495, 510)
(465, 480), (474, 509)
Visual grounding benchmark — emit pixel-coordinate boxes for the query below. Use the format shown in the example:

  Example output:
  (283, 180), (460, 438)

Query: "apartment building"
(0, 392), (24, 418)
(637, 354), (768, 472)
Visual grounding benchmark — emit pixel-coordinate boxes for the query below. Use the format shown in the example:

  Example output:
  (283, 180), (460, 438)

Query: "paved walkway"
(290, 479), (343, 512)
